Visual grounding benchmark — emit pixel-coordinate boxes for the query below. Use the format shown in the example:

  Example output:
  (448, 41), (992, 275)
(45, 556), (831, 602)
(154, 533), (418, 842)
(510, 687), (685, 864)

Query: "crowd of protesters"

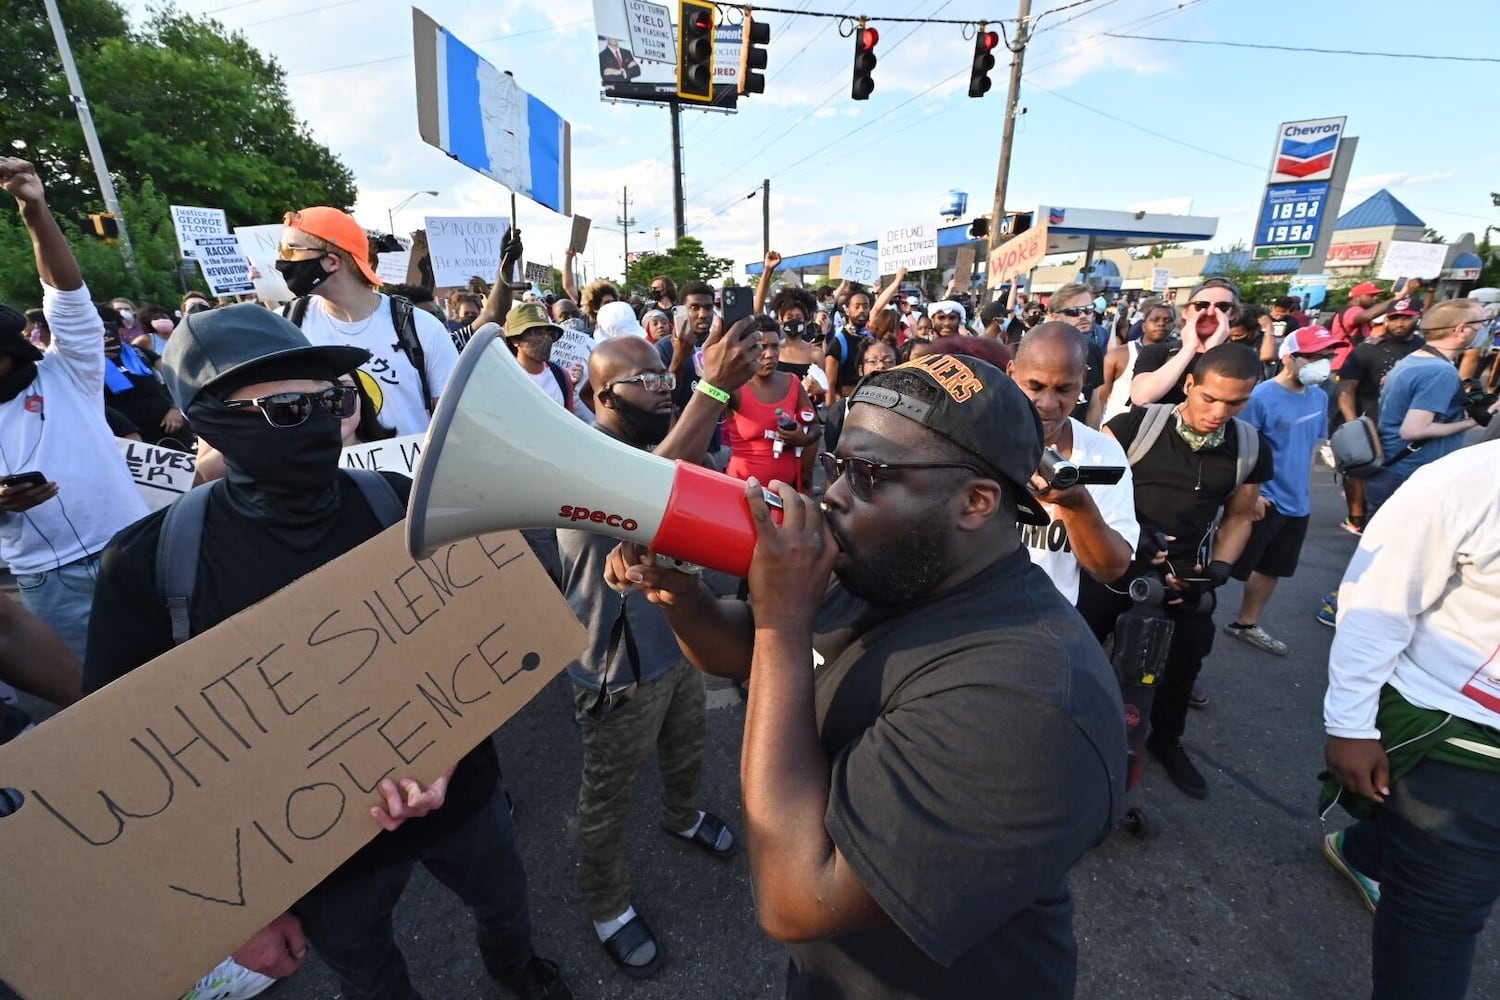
(2, 148), (1499, 1000)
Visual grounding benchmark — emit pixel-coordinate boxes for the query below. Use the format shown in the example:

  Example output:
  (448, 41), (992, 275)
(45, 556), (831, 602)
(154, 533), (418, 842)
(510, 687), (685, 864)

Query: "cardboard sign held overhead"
(838, 245), (878, 285)
(424, 216), (510, 288)
(1379, 240), (1448, 281)
(170, 205), (229, 260)
(0, 527), (584, 1000)
(953, 247), (976, 288)
(569, 215), (592, 254)
(192, 236), (255, 297)
(524, 261), (551, 286)
(878, 221), (940, 275)
(377, 251), (413, 287)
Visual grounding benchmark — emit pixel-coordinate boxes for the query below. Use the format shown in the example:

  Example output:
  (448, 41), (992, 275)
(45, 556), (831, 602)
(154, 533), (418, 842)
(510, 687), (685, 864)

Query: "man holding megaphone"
(556, 318), (761, 978)
(604, 353), (1126, 999)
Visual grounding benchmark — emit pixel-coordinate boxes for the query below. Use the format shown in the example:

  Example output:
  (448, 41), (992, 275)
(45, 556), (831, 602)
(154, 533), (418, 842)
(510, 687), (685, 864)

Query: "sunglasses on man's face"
(1054, 306), (1093, 318)
(819, 452), (984, 502)
(224, 386), (358, 427)
(1189, 300), (1235, 314)
(277, 243), (329, 260)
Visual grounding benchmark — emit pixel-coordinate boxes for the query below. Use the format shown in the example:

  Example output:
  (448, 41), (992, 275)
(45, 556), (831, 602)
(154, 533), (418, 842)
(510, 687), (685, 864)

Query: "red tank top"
(726, 376), (804, 490)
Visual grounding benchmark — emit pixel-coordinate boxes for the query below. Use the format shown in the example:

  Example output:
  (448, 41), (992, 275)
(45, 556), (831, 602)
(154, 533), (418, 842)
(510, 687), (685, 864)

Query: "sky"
(119, 0), (1500, 284)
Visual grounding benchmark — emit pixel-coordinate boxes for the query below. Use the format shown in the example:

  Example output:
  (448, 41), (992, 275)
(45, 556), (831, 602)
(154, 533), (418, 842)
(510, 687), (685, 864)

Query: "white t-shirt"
(296, 294), (458, 436)
(529, 365), (566, 406)
(0, 283), (148, 575)
(1020, 419), (1141, 605)
(1325, 440), (1500, 739)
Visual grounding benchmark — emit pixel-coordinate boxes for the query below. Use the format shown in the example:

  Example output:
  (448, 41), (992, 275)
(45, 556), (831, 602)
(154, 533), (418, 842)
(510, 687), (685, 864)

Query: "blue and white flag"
(414, 9), (572, 216)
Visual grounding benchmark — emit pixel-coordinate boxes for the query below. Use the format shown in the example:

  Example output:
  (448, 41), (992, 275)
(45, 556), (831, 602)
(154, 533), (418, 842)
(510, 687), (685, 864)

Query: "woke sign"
(0, 527), (583, 999)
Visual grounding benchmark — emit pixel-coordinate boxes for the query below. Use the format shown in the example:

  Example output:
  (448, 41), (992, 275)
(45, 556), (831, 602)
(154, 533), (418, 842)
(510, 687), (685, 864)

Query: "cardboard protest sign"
(171, 206), (229, 260)
(1379, 240), (1447, 281)
(569, 215), (591, 254)
(232, 224), (294, 302)
(838, 245), (878, 285)
(193, 236), (255, 297)
(423, 216), (510, 288)
(406, 231), (433, 287)
(341, 434), (426, 475)
(116, 438), (196, 512)
(953, 247), (976, 288)
(524, 261), (551, 286)
(1151, 267), (1171, 293)
(0, 526), (584, 999)
(878, 221), (940, 274)
(550, 328), (595, 375)
(986, 218), (1051, 289)
(377, 251), (413, 287)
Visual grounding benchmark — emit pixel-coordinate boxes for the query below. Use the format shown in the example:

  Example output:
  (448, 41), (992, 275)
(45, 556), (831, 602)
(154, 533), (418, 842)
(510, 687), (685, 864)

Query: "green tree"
(1205, 243), (1288, 305)
(5, 0), (356, 292)
(623, 237), (734, 292)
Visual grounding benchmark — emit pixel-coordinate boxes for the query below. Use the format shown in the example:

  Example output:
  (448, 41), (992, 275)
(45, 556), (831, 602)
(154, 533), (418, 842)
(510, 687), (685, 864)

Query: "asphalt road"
(5, 470), (1497, 999)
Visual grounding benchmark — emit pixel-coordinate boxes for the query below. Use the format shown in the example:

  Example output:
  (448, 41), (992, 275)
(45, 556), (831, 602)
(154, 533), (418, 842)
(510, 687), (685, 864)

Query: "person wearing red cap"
(1331, 278), (1424, 348)
(1221, 327), (1340, 657)
(1333, 296), (1426, 534)
(276, 207), (458, 437)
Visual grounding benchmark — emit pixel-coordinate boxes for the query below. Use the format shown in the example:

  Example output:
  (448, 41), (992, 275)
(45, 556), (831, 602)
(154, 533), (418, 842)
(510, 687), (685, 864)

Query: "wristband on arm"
(696, 380), (730, 404)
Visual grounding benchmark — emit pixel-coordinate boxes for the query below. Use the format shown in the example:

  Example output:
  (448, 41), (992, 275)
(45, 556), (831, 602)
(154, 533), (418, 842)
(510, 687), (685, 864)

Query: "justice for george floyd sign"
(171, 205), (229, 260)
(0, 527), (584, 999)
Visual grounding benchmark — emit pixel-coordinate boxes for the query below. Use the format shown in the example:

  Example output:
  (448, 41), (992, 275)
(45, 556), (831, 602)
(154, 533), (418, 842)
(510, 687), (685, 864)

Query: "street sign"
(1252, 181), (1329, 261)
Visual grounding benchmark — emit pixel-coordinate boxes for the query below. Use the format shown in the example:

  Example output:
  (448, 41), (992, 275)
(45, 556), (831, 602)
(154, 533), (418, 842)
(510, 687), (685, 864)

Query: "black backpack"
(155, 472), (405, 645)
(285, 295), (433, 415)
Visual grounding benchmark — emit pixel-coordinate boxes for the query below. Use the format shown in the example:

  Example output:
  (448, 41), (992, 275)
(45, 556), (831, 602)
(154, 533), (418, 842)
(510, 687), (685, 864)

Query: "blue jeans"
(1340, 759), (1500, 1000)
(15, 552), (99, 661)
(291, 785), (535, 1000)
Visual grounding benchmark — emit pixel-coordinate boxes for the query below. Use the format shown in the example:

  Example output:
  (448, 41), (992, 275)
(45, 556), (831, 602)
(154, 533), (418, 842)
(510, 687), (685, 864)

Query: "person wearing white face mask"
(1221, 327), (1340, 657)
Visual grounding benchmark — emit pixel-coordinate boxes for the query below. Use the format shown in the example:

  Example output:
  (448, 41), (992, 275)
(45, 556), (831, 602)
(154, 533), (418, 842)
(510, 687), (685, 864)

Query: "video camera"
(1031, 448), (1126, 493)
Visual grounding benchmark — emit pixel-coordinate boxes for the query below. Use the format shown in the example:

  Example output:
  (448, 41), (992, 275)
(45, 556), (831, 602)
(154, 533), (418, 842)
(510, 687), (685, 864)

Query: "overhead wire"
(1056, 31), (1500, 63)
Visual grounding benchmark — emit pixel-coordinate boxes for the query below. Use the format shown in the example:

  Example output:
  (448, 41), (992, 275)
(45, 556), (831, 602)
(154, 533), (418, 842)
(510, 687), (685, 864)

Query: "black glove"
(500, 226), (524, 272)
(1465, 394), (1495, 427)
(1204, 560), (1233, 589)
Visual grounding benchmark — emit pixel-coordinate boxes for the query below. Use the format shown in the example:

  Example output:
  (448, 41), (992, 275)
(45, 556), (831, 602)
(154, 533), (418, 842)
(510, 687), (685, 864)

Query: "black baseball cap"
(848, 354), (1049, 525)
(161, 303), (370, 409)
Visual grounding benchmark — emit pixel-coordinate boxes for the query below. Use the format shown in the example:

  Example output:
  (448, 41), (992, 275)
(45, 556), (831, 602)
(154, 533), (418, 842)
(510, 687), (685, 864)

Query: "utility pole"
(42, 0), (139, 287)
(617, 187), (636, 284)
(986, 0), (1032, 262)
(762, 178), (771, 260)
(670, 101), (686, 240)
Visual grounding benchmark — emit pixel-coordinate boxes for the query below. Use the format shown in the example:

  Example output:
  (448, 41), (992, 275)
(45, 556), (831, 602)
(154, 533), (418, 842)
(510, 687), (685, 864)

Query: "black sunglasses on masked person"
(818, 452), (985, 502)
(224, 385), (358, 427)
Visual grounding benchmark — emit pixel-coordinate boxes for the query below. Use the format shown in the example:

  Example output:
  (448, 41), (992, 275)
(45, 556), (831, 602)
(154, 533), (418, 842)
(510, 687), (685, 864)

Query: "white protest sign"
(171, 206), (229, 260)
(878, 221), (940, 274)
(232, 224), (294, 302)
(339, 434), (426, 475)
(1379, 240), (1448, 281)
(193, 236), (255, 297)
(424, 216), (510, 288)
(1151, 267), (1171, 293)
(839, 245), (879, 285)
(550, 328), (595, 375)
(625, 0), (675, 64)
(524, 261), (551, 287)
(376, 252), (412, 287)
(115, 438), (196, 511)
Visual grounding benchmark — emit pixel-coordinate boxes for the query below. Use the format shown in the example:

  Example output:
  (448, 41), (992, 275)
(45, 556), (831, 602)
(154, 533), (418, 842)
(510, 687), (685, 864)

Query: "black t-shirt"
(786, 549), (1125, 1000)
(83, 471), (500, 886)
(1131, 342), (1200, 405)
(828, 328), (870, 389)
(104, 365), (176, 444)
(1105, 407), (1273, 568)
(1338, 335), (1426, 420)
(1072, 336), (1107, 422)
(104, 404), (141, 438)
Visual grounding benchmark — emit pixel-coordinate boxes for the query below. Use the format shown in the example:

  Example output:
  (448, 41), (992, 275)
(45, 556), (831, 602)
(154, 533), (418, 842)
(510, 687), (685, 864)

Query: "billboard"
(591, 0), (738, 109)
(1268, 116), (1346, 184)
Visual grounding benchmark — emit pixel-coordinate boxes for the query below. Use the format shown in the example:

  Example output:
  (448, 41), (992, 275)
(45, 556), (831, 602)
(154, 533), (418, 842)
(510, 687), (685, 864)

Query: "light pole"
(388, 190), (438, 237)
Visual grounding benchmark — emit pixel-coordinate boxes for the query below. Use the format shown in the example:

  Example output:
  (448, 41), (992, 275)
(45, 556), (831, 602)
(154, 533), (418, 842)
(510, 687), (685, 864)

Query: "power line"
(728, 3), (1015, 24)
(1056, 31), (1500, 63)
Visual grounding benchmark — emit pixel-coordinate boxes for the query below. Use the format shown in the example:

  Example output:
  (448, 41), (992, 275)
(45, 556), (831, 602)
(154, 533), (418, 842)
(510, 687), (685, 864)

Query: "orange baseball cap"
(283, 207), (383, 287)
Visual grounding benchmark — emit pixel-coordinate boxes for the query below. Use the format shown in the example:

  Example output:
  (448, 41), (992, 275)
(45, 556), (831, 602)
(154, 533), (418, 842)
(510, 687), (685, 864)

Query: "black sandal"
(679, 812), (737, 858)
(601, 914), (667, 979)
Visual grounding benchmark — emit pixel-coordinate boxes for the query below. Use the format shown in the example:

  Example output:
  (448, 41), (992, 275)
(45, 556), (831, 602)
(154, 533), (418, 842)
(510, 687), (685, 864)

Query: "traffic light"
(738, 10), (770, 96)
(969, 25), (999, 97)
(677, 0), (716, 103)
(968, 217), (989, 240)
(851, 21), (878, 101)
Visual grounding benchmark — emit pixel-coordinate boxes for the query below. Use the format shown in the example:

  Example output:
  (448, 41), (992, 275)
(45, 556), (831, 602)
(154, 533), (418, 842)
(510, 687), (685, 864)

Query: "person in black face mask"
(83, 304), (575, 1000)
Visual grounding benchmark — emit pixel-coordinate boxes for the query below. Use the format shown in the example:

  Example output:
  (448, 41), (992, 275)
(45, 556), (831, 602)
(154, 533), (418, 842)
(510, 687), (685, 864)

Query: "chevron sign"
(1269, 116), (1347, 183)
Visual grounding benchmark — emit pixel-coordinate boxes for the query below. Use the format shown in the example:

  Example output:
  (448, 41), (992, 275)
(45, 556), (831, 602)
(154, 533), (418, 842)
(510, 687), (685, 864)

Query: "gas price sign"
(1252, 181), (1330, 260)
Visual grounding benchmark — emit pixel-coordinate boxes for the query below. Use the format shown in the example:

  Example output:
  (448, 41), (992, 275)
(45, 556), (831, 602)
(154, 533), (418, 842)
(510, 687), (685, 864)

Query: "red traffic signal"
(677, 0), (716, 102)
(851, 23), (878, 100)
(968, 27), (999, 98)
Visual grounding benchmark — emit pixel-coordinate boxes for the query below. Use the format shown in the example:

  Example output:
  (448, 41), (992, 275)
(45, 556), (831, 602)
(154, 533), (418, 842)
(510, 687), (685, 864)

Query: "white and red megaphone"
(407, 325), (776, 576)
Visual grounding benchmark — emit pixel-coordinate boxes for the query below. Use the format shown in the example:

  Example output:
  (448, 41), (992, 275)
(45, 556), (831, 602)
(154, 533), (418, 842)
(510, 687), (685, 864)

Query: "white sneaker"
(1225, 622), (1288, 656)
(1319, 442), (1336, 469)
(180, 958), (276, 1000)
